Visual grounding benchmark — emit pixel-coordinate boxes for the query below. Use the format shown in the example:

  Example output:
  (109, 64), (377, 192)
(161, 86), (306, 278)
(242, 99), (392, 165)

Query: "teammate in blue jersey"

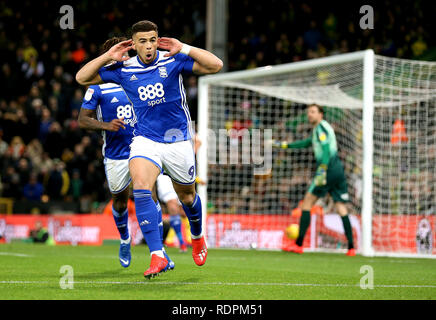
(76, 21), (223, 278)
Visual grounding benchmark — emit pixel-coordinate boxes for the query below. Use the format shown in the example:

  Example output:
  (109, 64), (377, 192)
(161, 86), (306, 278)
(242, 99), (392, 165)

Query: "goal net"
(197, 50), (436, 258)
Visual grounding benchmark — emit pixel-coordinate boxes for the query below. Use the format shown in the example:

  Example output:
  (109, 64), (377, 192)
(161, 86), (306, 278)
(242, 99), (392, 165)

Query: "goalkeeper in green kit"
(273, 104), (355, 256)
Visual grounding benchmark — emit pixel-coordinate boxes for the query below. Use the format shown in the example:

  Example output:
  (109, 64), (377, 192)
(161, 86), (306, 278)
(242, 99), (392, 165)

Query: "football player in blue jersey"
(78, 36), (178, 272)
(76, 21), (223, 278)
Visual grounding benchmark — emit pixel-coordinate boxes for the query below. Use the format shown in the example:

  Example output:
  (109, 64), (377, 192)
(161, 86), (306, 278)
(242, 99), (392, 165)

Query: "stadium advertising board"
(0, 214), (434, 254)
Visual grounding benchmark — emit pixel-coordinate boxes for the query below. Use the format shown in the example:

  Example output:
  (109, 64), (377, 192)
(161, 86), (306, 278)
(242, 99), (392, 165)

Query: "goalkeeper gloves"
(271, 140), (289, 149)
(314, 164), (327, 186)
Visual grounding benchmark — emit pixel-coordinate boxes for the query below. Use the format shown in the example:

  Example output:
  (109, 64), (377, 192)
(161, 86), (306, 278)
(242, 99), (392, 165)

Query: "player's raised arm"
(158, 37), (223, 75)
(75, 39), (134, 86)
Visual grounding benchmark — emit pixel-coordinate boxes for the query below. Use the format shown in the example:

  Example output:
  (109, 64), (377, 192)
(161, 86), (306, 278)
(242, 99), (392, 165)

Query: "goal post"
(361, 49), (375, 257)
(197, 50), (436, 258)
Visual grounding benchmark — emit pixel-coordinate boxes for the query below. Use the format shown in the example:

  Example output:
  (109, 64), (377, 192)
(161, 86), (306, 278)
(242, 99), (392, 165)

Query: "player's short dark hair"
(131, 20), (158, 36)
(308, 103), (324, 115)
(100, 36), (128, 54)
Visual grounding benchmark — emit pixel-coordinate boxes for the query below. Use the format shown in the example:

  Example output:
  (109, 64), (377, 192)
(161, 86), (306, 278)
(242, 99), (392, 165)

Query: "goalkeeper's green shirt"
(287, 119), (348, 202)
(288, 119), (338, 166)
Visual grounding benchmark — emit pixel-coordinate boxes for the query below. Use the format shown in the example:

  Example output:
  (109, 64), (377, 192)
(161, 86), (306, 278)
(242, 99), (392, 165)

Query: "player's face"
(307, 106), (323, 125)
(133, 31), (158, 64)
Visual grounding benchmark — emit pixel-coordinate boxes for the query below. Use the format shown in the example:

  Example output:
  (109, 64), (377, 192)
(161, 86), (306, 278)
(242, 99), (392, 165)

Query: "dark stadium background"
(0, 0), (434, 214)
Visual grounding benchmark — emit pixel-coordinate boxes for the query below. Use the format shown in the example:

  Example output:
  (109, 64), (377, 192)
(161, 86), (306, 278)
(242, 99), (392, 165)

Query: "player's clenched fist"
(105, 118), (126, 132)
(270, 139), (289, 149)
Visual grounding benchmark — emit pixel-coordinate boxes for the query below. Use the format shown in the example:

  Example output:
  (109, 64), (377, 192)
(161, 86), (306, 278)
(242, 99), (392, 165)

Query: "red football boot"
(144, 254), (168, 279)
(282, 242), (304, 254)
(346, 248), (356, 256)
(191, 236), (208, 266)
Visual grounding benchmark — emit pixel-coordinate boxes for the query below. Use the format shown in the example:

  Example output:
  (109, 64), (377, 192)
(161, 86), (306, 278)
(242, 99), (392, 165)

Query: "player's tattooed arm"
(78, 108), (125, 132)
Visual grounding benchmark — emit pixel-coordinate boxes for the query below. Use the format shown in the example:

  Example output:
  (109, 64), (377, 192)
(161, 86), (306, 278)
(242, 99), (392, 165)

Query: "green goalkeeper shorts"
(308, 157), (349, 203)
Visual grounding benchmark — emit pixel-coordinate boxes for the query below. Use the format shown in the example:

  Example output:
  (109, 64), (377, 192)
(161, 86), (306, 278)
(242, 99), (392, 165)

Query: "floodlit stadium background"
(0, 1), (434, 253)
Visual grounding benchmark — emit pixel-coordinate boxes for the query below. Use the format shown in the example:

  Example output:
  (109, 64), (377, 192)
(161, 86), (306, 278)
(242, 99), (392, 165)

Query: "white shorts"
(104, 158), (131, 194)
(156, 174), (178, 203)
(129, 136), (196, 184)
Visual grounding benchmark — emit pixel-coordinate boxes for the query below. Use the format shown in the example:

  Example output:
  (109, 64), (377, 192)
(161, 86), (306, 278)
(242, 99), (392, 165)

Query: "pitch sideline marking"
(0, 280), (435, 288)
(0, 252), (32, 257)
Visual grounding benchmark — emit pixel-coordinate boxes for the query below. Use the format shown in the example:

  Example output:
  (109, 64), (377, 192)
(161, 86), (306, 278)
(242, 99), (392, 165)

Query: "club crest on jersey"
(319, 133), (327, 141)
(84, 88), (94, 101)
(158, 66), (168, 78)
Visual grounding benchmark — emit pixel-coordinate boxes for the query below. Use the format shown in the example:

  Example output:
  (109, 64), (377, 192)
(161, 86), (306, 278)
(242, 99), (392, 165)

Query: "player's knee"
(301, 200), (313, 211)
(132, 178), (154, 190)
(178, 192), (196, 207)
(112, 188), (129, 212)
(302, 193), (317, 211)
(335, 202), (348, 216)
(112, 197), (127, 213)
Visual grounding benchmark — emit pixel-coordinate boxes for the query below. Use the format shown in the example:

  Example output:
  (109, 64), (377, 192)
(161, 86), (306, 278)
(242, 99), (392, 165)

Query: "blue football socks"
(133, 189), (162, 253)
(181, 193), (203, 238)
(112, 207), (129, 241)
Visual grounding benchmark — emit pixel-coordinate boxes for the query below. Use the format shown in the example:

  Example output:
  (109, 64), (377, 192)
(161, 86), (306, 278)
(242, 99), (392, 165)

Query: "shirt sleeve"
(81, 85), (101, 110)
(174, 53), (195, 75)
(316, 125), (330, 165)
(316, 125), (329, 145)
(98, 61), (123, 84)
(288, 138), (312, 149)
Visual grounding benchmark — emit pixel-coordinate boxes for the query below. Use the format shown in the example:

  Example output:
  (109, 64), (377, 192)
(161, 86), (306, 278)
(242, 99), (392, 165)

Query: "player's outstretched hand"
(158, 37), (183, 57)
(106, 39), (134, 62)
(105, 119), (126, 132)
(268, 139), (289, 149)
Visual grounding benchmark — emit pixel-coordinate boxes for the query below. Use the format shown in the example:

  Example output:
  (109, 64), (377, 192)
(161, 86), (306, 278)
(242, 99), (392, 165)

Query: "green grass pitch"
(0, 243), (435, 300)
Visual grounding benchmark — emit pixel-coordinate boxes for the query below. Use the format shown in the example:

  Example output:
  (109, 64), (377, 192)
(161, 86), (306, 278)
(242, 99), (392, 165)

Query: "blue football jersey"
(98, 51), (195, 143)
(81, 83), (135, 160)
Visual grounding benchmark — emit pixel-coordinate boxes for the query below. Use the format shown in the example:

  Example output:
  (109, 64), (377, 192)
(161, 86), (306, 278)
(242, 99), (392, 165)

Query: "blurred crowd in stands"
(0, 0), (433, 213)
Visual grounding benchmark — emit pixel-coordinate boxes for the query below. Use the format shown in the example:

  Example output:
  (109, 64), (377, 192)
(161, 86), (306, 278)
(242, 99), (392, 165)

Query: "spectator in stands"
(8, 136), (26, 160)
(38, 107), (53, 145)
(70, 88), (84, 114)
(0, 63), (20, 101)
(21, 52), (44, 81)
(45, 159), (70, 201)
(44, 121), (64, 159)
(16, 157), (31, 187)
(22, 173), (44, 202)
(25, 138), (44, 173)
(2, 166), (21, 199)
(69, 169), (83, 203)
(2, 102), (29, 143)
(0, 127), (8, 156)
(68, 143), (89, 179)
